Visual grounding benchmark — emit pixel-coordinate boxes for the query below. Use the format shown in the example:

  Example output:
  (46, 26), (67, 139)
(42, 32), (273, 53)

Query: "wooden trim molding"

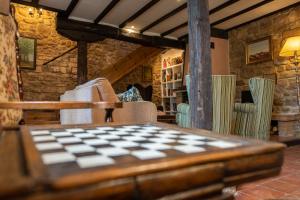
(0, 101), (123, 110)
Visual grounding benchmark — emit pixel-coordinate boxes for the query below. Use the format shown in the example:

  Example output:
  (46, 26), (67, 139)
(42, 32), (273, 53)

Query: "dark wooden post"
(77, 41), (87, 85)
(187, 0), (212, 129)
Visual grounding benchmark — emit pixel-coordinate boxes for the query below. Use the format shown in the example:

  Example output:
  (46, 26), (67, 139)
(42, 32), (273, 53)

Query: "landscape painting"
(246, 37), (272, 64)
(18, 36), (36, 70)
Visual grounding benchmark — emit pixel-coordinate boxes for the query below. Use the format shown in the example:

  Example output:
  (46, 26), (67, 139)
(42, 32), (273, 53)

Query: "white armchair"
(60, 78), (157, 125)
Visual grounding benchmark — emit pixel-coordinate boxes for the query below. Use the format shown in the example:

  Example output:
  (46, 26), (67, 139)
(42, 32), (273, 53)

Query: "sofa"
(60, 78), (157, 125)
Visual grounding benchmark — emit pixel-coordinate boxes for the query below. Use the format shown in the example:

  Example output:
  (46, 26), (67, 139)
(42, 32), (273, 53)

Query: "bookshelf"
(161, 49), (184, 115)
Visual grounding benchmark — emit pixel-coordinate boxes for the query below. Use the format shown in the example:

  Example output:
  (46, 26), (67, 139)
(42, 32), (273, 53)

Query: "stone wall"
(229, 4), (300, 113)
(14, 4), (77, 101)
(14, 4), (143, 101)
(88, 39), (140, 80)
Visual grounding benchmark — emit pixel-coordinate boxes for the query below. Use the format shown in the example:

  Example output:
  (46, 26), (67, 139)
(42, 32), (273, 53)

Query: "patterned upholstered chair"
(177, 75), (236, 135)
(232, 77), (275, 140)
(0, 14), (22, 126)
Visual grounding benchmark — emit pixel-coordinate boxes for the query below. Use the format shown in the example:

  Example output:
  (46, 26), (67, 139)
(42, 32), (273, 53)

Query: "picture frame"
(18, 36), (37, 70)
(246, 36), (272, 64)
(0, 0), (10, 16)
(142, 65), (152, 82)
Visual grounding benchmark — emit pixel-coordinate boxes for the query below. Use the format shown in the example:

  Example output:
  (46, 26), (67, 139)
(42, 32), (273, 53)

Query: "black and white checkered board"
(29, 125), (243, 170)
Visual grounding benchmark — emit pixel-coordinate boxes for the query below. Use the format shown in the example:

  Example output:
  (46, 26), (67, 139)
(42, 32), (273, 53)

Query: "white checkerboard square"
(122, 136), (146, 141)
(180, 134), (207, 140)
(97, 147), (129, 156)
(65, 144), (95, 153)
(36, 142), (63, 151)
(57, 137), (82, 144)
(207, 141), (239, 148)
(97, 134), (120, 140)
(123, 125), (141, 129)
(156, 133), (178, 138)
(83, 139), (109, 145)
(65, 128), (85, 133)
(109, 131), (129, 136)
(33, 135), (56, 142)
(131, 150), (166, 160)
(174, 145), (205, 153)
(76, 155), (114, 168)
(178, 140), (205, 145)
(111, 141), (139, 148)
(141, 143), (171, 150)
(42, 152), (75, 164)
(31, 130), (50, 135)
(143, 126), (162, 130)
(74, 133), (95, 138)
(86, 129), (106, 134)
(149, 138), (175, 143)
(132, 132), (153, 137)
(51, 132), (72, 137)
(96, 127), (114, 131)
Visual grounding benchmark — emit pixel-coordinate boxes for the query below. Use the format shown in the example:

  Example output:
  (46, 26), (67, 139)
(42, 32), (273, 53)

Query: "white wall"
(184, 37), (230, 75)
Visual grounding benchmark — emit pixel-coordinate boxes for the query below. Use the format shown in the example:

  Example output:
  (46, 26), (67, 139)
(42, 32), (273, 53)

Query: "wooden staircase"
(102, 46), (163, 84)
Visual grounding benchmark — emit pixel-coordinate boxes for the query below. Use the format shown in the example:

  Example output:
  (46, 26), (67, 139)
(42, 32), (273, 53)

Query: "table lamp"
(279, 36), (300, 111)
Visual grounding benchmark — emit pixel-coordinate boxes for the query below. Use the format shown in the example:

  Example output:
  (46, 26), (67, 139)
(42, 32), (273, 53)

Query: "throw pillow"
(117, 86), (144, 102)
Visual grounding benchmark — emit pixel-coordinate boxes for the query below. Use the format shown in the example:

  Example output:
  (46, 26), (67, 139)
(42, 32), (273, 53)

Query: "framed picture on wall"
(246, 36), (272, 64)
(18, 36), (37, 70)
(0, 0), (10, 15)
(142, 65), (152, 82)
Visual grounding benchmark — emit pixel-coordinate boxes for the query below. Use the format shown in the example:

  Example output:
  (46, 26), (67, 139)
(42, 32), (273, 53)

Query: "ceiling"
(12, 0), (300, 40)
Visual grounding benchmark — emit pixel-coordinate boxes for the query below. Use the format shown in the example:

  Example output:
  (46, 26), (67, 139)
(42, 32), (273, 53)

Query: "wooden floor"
(236, 145), (300, 200)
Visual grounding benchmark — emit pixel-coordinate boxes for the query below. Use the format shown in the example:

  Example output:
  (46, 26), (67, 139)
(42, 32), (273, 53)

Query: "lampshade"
(279, 36), (300, 57)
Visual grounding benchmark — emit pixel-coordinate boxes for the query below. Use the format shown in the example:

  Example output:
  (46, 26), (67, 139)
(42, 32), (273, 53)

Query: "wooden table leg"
(105, 108), (114, 123)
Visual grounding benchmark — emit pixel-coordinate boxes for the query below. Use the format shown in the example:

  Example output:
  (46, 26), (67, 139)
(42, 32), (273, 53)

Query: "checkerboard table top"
(19, 123), (282, 190)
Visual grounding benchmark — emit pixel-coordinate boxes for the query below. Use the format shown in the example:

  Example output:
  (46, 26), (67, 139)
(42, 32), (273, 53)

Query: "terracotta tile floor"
(236, 145), (300, 200)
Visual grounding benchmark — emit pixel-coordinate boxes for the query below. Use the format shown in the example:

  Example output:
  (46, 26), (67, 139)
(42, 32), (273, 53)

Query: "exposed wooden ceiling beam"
(178, 27), (228, 41)
(140, 3), (187, 33)
(161, 22), (187, 37)
(226, 1), (300, 31)
(94, 0), (120, 24)
(64, 0), (79, 17)
(11, 0), (64, 13)
(178, 34), (188, 41)
(57, 16), (185, 49)
(32, 0), (39, 6)
(141, 0), (239, 34)
(209, 0), (239, 15)
(211, 0), (273, 26)
(119, 0), (160, 28)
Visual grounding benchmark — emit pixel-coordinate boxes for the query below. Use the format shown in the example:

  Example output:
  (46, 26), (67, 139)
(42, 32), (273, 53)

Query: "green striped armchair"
(177, 75), (236, 135)
(232, 77), (275, 140)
